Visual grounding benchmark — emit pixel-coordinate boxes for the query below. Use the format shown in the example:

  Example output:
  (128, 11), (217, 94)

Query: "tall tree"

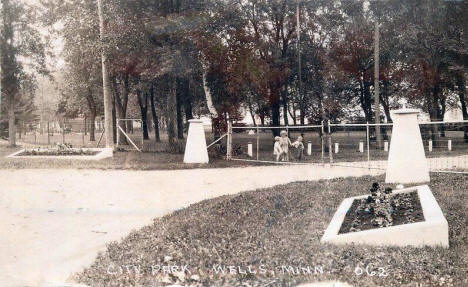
(1, 0), (47, 146)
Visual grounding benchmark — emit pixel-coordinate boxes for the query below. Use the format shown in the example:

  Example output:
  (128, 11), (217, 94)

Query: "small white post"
(359, 141), (364, 153)
(448, 140), (452, 151)
(256, 127), (259, 160)
(334, 142), (339, 154)
(248, 142), (253, 157)
(429, 140), (433, 152)
(366, 122), (370, 162)
(307, 141), (312, 155)
(116, 120), (120, 148)
(227, 121), (232, 160)
(384, 141), (389, 152)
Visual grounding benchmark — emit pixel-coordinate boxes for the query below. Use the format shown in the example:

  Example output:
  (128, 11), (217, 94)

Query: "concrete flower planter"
(6, 148), (113, 161)
(321, 185), (449, 248)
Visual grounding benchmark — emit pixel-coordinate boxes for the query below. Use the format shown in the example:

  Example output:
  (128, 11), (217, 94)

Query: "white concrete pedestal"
(183, 119), (209, 163)
(321, 185), (448, 248)
(385, 109), (430, 183)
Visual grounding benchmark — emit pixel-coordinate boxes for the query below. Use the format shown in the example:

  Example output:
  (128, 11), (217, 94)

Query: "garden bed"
(339, 189), (425, 234)
(17, 149), (99, 156)
(321, 185), (448, 248)
(7, 147), (113, 160)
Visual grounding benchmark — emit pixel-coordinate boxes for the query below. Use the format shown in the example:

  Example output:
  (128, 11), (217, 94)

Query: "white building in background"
(444, 103), (464, 122)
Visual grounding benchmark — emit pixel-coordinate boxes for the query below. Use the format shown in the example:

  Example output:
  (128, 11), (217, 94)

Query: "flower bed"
(6, 144), (113, 161)
(18, 148), (99, 156)
(321, 184), (448, 248)
(338, 183), (424, 234)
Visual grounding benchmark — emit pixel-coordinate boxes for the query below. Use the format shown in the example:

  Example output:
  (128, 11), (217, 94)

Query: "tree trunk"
(270, 86), (280, 136)
(84, 116), (87, 135)
(141, 108), (149, 140)
(439, 95), (446, 137)
(288, 101), (297, 125)
(8, 96), (16, 146)
(428, 85), (441, 145)
(457, 74), (468, 142)
(200, 57), (218, 117)
(184, 79), (193, 124)
(85, 90), (97, 141)
(97, 0), (114, 148)
(282, 85), (289, 126)
(149, 84), (160, 142)
(18, 121), (22, 140)
(113, 75), (129, 145)
(248, 102), (257, 127)
(2, 0), (16, 147)
(167, 76), (177, 145)
(360, 80), (373, 123)
(380, 96), (392, 123)
(112, 91), (117, 143)
(136, 88), (149, 140)
(176, 81), (184, 139)
(89, 111), (96, 141)
(260, 113), (265, 126)
(374, 20), (382, 148)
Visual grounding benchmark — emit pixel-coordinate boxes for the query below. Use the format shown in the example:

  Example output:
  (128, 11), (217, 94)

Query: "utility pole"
(296, 0), (303, 125)
(40, 80), (44, 134)
(97, 0), (114, 148)
(0, 2), (2, 118)
(0, 0), (3, 117)
(374, 20), (382, 148)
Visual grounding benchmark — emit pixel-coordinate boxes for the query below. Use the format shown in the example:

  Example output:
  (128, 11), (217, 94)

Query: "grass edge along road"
(76, 174), (467, 287)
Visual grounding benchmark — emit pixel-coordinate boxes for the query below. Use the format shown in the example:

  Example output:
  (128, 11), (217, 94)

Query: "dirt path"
(0, 165), (383, 286)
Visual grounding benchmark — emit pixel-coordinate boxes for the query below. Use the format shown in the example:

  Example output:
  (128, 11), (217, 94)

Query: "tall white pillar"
(183, 119), (209, 163)
(385, 109), (430, 183)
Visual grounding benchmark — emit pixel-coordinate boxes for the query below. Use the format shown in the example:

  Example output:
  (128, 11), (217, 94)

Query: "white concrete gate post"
(385, 109), (430, 183)
(183, 119), (209, 163)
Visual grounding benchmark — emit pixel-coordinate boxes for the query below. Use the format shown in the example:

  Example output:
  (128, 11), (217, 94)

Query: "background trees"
(1, 0), (47, 146)
(1, 0), (467, 146)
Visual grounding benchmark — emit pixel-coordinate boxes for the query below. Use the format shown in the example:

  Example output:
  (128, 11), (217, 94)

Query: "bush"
(208, 143), (243, 159)
(0, 120), (8, 139)
(208, 143), (226, 159)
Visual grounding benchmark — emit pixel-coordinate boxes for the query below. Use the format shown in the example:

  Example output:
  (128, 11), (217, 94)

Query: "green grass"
(76, 174), (467, 287)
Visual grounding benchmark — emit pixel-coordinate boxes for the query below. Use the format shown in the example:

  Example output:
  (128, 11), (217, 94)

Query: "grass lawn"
(0, 142), (268, 170)
(76, 174), (467, 287)
(232, 129), (468, 164)
(7, 127), (468, 171)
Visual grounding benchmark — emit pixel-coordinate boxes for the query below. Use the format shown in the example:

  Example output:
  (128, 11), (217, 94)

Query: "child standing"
(279, 130), (292, 161)
(292, 136), (305, 160)
(273, 136), (282, 162)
